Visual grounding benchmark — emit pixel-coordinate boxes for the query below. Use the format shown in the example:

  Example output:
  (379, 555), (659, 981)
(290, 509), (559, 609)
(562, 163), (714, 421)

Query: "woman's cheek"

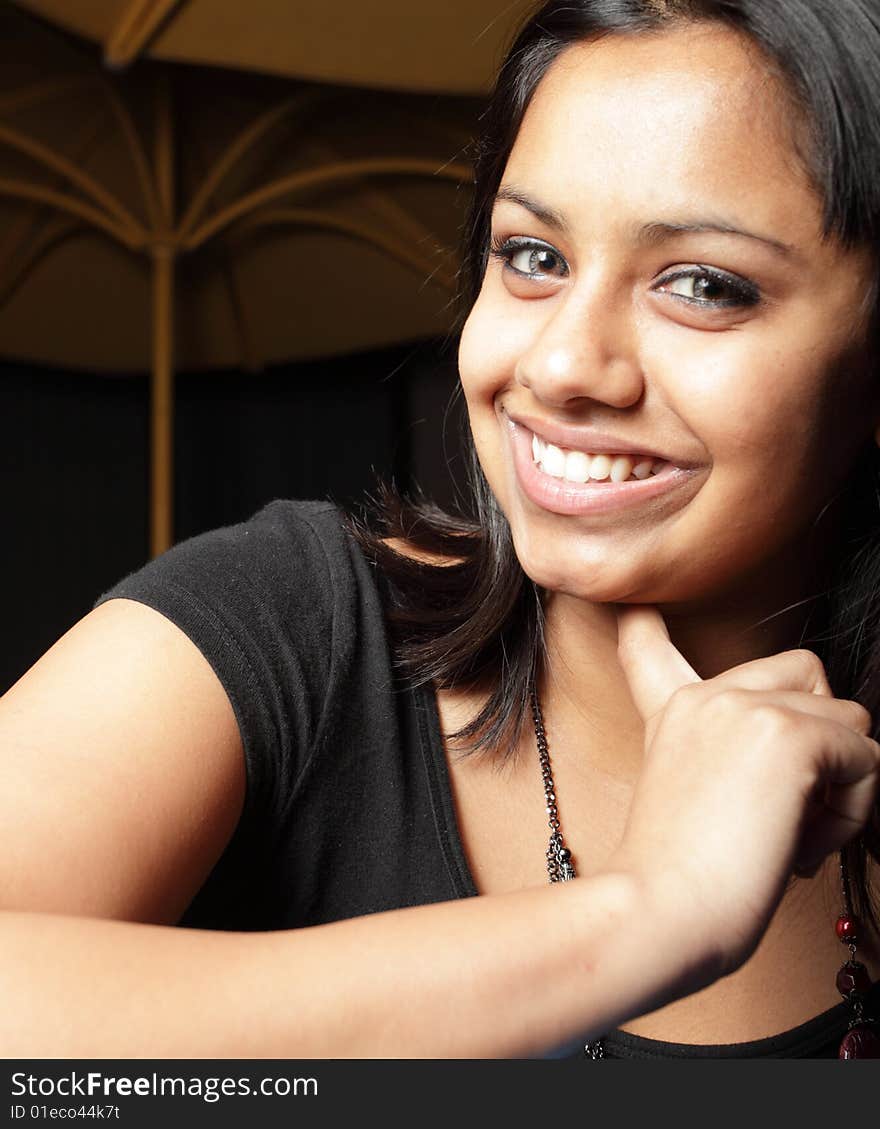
(657, 348), (794, 460)
(458, 291), (538, 404)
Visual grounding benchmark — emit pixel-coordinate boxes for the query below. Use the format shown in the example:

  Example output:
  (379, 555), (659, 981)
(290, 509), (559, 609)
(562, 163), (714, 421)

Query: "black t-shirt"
(94, 498), (878, 1058)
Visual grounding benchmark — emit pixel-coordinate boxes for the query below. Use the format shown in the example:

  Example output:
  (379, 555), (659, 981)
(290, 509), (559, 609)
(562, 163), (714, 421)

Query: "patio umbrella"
(0, 7), (482, 554)
(11, 0), (530, 94)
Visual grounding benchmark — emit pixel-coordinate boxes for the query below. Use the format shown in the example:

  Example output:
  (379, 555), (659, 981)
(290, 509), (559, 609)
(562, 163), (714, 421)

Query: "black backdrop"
(0, 337), (467, 692)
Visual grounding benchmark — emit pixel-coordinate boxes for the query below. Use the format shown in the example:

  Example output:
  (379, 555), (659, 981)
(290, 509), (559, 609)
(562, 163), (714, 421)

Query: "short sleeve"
(93, 499), (369, 832)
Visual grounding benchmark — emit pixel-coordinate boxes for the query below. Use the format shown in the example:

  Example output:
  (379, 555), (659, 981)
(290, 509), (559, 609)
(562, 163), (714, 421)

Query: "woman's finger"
(708, 647), (834, 697)
(792, 733), (880, 873)
(725, 688), (873, 736)
(615, 604), (701, 723)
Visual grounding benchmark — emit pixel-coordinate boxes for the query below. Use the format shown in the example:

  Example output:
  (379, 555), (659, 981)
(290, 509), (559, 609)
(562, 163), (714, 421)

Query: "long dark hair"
(346, 0), (880, 930)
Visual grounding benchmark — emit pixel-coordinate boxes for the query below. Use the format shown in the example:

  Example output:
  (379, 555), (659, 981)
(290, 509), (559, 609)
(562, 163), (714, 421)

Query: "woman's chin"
(514, 545), (710, 606)
(508, 517), (668, 599)
(516, 554), (649, 605)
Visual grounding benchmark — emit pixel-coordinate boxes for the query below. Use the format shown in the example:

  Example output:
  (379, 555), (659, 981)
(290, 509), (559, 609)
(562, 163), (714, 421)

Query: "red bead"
(836, 961), (872, 999)
(835, 915), (859, 944)
(839, 1023), (880, 1059)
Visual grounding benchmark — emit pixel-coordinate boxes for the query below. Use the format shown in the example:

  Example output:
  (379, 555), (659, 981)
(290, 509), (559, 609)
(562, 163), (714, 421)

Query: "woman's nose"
(514, 289), (644, 410)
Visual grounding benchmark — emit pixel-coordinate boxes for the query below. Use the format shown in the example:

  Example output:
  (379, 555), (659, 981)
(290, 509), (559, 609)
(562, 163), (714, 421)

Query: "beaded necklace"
(529, 683), (879, 1059)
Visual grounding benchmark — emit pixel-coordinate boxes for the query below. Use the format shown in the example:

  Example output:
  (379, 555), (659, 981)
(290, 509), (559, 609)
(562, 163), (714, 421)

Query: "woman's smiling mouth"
(531, 433), (664, 483)
(507, 418), (705, 516)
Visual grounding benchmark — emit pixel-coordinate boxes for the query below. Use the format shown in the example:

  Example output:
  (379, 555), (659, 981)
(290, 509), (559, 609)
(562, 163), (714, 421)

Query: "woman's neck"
(537, 548), (831, 776)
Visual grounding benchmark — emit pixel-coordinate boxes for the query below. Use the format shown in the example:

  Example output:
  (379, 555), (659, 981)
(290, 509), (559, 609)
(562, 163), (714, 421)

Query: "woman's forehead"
(524, 23), (791, 141)
(502, 24), (821, 246)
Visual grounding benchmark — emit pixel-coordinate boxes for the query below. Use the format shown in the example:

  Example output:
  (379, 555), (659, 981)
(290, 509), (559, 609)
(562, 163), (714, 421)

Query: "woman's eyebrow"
(637, 219), (795, 258)
(492, 186), (794, 257)
(493, 186), (570, 234)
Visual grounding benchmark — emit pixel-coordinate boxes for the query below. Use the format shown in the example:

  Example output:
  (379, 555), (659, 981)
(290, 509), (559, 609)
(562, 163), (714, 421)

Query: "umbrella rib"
(105, 0), (185, 69)
(0, 124), (148, 240)
(0, 216), (84, 313)
(234, 207), (458, 294)
(97, 78), (163, 230)
(177, 89), (331, 241)
(0, 76), (160, 232)
(0, 107), (113, 305)
(183, 157), (472, 252)
(182, 125), (259, 373)
(202, 241), (258, 373)
(0, 179), (142, 249)
(308, 139), (451, 275)
(0, 76), (100, 116)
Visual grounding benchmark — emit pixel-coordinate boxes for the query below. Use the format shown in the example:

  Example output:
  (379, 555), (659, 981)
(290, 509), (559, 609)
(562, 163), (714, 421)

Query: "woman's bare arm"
(4, 599), (875, 1058)
(0, 598), (715, 1058)
(0, 599), (245, 924)
(1, 867), (707, 1059)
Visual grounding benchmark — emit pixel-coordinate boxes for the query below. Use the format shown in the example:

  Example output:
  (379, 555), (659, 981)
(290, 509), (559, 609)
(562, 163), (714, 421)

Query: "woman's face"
(458, 24), (878, 609)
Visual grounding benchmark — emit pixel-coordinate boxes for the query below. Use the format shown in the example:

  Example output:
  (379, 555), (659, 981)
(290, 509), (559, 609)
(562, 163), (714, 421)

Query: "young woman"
(2, 0), (879, 1059)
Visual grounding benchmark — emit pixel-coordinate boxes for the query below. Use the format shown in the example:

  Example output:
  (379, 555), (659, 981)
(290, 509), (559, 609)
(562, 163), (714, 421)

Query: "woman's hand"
(608, 604), (880, 980)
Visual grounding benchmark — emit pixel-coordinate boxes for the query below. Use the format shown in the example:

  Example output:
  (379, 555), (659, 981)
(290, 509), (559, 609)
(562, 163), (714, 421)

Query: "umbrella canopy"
(11, 0), (530, 94)
(0, 8), (481, 554)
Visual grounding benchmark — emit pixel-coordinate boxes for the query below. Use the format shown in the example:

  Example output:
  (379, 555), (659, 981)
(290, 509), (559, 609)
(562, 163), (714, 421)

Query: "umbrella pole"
(150, 245), (174, 558)
(150, 69), (175, 559)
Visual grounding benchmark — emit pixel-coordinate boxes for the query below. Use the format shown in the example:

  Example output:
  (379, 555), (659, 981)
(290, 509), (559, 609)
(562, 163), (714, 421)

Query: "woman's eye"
(489, 237), (568, 279)
(654, 265), (761, 308)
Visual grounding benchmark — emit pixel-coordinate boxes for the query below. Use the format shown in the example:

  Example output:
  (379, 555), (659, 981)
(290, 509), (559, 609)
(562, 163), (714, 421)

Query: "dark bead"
(558, 847), (571, 861)
(839, 1023), (880, 1059)
(835, 915), (859, 944)
(836, 961), (872, 999)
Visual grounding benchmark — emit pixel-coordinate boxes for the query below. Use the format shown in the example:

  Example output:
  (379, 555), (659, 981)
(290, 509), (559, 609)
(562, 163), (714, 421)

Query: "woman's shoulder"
(95, 499), (353, 609)
(196, 498), (347, 558)
(91, 499), (375, 765)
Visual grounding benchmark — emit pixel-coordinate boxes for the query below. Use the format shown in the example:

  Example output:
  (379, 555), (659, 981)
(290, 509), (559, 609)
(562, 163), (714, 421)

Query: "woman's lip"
(508, 419), (704, 517)
(507, 411), (700, 468)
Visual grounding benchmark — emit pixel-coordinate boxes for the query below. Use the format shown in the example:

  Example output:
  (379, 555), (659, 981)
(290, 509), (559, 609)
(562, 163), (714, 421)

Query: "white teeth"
(609, 456), (635, 483)
(632, 460), (655, 480)
(588, 454), (612, 481)
(541, 442), (566, 478)
(530, 431), (668, 483)
(563, 450), (591, 483)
